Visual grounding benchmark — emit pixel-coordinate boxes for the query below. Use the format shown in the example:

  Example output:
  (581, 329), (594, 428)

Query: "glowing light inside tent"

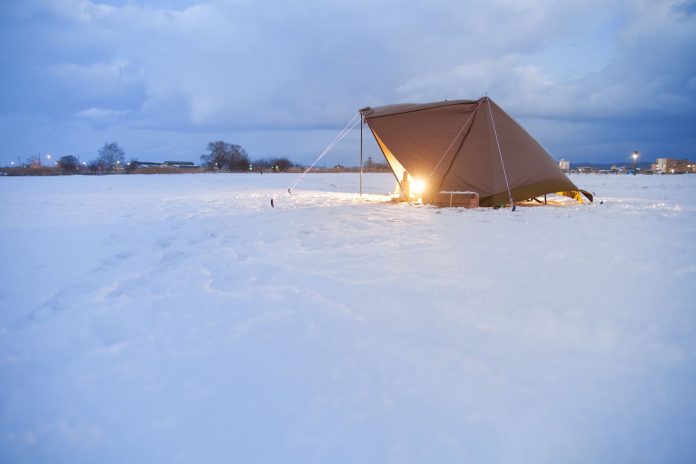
(411, 178), (426, 196)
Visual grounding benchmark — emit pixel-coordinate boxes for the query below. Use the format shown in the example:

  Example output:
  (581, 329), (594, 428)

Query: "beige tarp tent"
(359, 96), (592, 206)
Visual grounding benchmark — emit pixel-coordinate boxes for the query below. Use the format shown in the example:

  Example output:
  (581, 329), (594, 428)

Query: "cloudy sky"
(1, 0), (695, 166)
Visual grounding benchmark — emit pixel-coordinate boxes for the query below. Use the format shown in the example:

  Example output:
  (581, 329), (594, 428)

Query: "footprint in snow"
(155, 237), (174, 249)
(104, 233), (125, 246)
(161, 250), (186, 265)
(115, 251), (133, 260)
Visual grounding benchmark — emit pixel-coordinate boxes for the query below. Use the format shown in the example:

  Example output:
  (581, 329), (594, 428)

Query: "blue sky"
(1, 0), (695, 166)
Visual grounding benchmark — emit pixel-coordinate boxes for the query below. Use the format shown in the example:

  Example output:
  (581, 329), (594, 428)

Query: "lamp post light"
(631, 150), (639, 172)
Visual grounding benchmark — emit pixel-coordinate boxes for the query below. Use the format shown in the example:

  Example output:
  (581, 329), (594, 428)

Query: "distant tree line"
(5, 140), (297, 175)
(253, 157), (293, 172)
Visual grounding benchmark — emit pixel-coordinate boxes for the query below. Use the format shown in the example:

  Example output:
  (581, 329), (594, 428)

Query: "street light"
(631, 150), (639, 172)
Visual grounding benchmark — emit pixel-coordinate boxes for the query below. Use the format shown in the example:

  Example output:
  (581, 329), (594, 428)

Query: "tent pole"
(360, 115), (363, 196)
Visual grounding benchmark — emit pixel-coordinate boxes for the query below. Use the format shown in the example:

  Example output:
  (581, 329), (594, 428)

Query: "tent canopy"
(360, 97), (592, 206)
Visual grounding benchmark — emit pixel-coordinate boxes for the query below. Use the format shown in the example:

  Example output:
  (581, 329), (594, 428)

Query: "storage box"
(427, 191), (480, 208)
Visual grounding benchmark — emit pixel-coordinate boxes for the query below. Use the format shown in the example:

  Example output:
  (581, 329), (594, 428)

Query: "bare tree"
(57, 155), (79, 174)
(98, 142), (125, 172)
(201, 141), (250, 171)
(87, 159), (103, 175)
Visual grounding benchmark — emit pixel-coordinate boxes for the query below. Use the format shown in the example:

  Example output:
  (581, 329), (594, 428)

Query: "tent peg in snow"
(359, 96), (592, 207)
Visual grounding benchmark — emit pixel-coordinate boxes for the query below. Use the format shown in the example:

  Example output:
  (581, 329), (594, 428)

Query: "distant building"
(558, 159), (570, 172)
(598, 164), (623, 174)
(163, 161), (198, 168)
(133, 161), (200, 169)
(652, 158), (695, 174)
(135, 161), (162, 167)
(576, 166), (595, 174)
(162, 161), (195, 168)
(655, 158), (668, 173)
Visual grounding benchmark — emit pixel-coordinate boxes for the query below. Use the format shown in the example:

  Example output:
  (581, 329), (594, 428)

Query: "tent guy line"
(287, 113), (361, 194)
(486, 97), (515, 211)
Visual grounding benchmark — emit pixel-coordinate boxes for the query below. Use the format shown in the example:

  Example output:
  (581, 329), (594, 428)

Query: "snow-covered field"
(1, 172), (695, 463)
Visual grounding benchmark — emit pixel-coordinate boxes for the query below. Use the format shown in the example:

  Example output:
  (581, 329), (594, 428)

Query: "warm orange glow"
(411, 178), (426, 195)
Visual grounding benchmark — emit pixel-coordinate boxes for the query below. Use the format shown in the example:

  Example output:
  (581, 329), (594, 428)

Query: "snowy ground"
(1, 172), (695, 463)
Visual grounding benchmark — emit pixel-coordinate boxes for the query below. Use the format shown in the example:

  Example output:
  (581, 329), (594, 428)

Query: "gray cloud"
(0, 0), (694, 164)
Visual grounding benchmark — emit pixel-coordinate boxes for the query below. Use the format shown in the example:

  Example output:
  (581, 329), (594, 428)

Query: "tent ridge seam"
(436, 101), (482, 192)
(363, 99), (480, 119)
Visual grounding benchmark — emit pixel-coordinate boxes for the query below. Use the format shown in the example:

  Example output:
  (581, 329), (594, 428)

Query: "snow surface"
(1, 172), (695, 463)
